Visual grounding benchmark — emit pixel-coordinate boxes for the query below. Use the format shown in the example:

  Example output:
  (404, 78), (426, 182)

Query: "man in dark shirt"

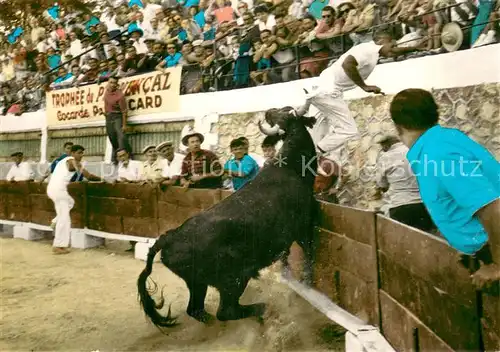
(180, 131), (223, 189)
(103, 76), (133, 164)
(137, 41), (165, 73)
(122, 46), (144, 76)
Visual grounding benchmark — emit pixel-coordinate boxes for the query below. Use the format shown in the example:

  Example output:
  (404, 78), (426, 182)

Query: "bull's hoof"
(217, 303), (267, 322)
(187, 309), (215, 324)
(249, 303), (267, 318)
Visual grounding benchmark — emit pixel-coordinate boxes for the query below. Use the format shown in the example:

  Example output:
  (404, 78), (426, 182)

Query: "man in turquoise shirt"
(390, 88), (500, 289)
(224, 138), (259, 190)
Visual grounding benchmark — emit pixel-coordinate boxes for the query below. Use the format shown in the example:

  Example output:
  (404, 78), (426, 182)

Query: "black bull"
(137, 103), (319, 327)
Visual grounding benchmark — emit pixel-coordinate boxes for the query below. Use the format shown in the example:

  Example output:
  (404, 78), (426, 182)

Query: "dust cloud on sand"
(0, 236), (345, 351)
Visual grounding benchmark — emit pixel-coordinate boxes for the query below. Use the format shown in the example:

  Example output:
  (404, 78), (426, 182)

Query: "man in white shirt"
(254, 5), (276, 32)
(68, 32), (83, 57)
(5, 152), (35, 182)
(156, 141), (184, 185)
(305, 30), (423, 165)
(116, 148), (142, 182)
(47, 145), (101, 254)
(375, 135), (436, 232)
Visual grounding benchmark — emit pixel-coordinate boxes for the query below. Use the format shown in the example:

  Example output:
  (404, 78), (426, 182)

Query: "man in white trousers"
(306, 29), (423, 166)
(47, 145), (102, 254)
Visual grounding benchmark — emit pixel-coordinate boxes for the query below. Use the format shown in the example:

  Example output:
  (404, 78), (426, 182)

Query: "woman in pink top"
(210, 0), (235, 24)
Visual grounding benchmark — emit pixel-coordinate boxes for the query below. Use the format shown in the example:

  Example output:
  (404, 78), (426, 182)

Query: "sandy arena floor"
(0, 234), (345, 351)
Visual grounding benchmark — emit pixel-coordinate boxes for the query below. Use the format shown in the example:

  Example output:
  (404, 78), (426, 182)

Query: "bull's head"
(259, 98), (315, 136)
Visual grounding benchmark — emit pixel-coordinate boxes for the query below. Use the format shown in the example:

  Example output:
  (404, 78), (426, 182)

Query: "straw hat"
(181, 129), (204, 146)
(441, 22), (463, 52)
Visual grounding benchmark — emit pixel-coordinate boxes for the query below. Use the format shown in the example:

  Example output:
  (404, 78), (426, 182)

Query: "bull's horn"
(294, 98), (312, 117)
(258, 120), (285, 135)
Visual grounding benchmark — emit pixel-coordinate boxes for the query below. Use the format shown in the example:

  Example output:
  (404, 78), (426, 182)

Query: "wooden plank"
(312, 227), (378, 324)
(5, 206), (31, 222)
(157, 201), (200, 228)
(158, 186), (221, 209)
(31, 210), (55, 226)
(0, 182), (7, 219)
(336, 268), (378, 325)
(28, 182), (47, 195)
(377, 215), (476, 303)
(30, 194), (55, 212)
(122, 217), (159, 238)
(2, 181), (31, 194)
(317, 228), (376, 283)
(482, 289), (500, 351)
(313, 227), (338, 303)
(86, 182), (155, 200)
(70, 211), (85, 229)
(6, 184), (31, 222)
(157, 202), (182, 233)
(379, 290), (454, 352)
(220, 189), (233, 200)
(317, 201), (375, 245)
(87, 213), (122, 234)
(87, 197), (155, 218)
(379, 252), (480, 350)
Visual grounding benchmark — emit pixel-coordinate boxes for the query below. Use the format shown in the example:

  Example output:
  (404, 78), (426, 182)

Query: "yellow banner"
(46, 67), (182, 128)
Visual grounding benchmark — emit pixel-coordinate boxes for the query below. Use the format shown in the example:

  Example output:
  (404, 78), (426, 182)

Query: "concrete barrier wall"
(0, 181), (498, 351)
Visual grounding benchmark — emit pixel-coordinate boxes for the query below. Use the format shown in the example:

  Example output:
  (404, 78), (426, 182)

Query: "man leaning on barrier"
(390, 88), (500, 289)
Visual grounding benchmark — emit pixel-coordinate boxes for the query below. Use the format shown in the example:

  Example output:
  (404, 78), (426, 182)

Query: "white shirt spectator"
(257, 14), (276, 32)
(36, 40), (50, 53)
(6, 161), (35, 181)
(143, 3), (163, 22)
(159, 153), (184, 179)
(61, 49), (72, 64)
(375, 142), (423, 210)
(144, 28), (161, 41)
(317, 40), (382, 93)
(101, 13), (121, 32)
(79, 47), (99, 66)
(133, 38), (149, 55)
(289, 0), (307, 19)
(69, 39), (83, 57)
(273, 47), (295, 65)
(118, 160), (142, 181)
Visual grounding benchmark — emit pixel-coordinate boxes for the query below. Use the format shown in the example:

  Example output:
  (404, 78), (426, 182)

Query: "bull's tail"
(137, 235), (177, 328)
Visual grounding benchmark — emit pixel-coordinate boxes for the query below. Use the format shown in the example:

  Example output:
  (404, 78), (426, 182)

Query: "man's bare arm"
(342, 56), (368, 89)
(67, 159), (101, 181)
(477, 198), (500, 262)
(471, 198), (500, 288)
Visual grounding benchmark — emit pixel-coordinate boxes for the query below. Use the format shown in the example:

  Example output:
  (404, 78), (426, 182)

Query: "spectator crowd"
(0, 0), (499, 115)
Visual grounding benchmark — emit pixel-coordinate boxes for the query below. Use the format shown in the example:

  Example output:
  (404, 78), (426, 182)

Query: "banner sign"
(46, 67), (182, 128)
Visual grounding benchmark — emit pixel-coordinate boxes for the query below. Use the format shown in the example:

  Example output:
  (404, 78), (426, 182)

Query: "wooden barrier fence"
(0, 181), (498, 351)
